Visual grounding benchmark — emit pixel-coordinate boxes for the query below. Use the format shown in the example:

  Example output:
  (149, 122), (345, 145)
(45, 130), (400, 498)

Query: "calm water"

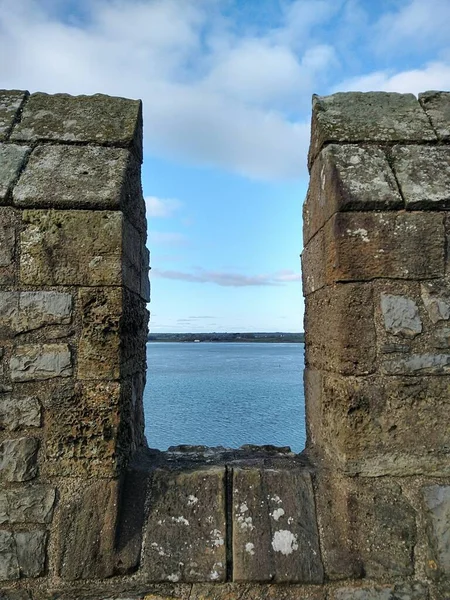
(144, 342), (305, 453)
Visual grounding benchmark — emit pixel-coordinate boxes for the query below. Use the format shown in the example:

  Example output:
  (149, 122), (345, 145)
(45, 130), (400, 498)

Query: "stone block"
(392, 145), (450, 209)
(0, 485), (55, 524)
(0, 291), (72, 336)
(190, 584), (326, 600)
(10, 344), (72, 382)
(0, 589), (32, 599)
(142, 467), (227, 583)
(0, 437), (39, 481)
(422, 485), (450, 580)
(44, 381), (121, 477)
(20, 209), (123, 287)
(0, 395), (41, 430)
(308, 92), (436, 168)
(421, 281), (450, 324)
(0, 207), (17, 285)
(380, 294), (422, 338)
(232, 467), (323, 583)
(419, 90), (450, 141)
(309, 372), (450, 476)
(57, 480), (119, 580)
(11, 92), (143, 161)
(301, 227), (326, 296)
(0, 529), (46, 580)
(329, 583), (428, 600)
(381, 353), (450, 376)
(142, 247), (151, 302)
(13, 144), (130, 210)
(0, 144), (30, 202)
(304, 144), (402, 243)
(304, 283), (376, 376)
(0, 90), (28, 141)
(121, 290), (149, 377)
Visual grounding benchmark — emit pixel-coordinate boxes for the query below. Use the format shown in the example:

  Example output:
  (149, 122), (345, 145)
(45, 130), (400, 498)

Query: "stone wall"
(0, 89), (449, 600)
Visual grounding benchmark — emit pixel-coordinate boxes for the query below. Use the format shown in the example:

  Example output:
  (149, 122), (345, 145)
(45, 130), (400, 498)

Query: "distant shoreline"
(147, 333), (305, 343)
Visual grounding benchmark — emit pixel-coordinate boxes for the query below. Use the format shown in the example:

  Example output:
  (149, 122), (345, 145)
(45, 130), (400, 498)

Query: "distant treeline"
(147, 332), (305, 343)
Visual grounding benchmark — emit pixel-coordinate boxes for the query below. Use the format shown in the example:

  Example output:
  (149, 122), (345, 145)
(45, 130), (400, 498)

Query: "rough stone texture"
(0, 437), (39, 482)
(0, 144), (30, 202)
(14, 144), (130, 209)
(0, 90), (28, 141)
(380, 294), (422, 338)
(419, 90), (450, 141)
(308, 91), (436, 168)
(142, 467), (227, 583)
(190, 584), (325, 600)
(330, 583), (428, 600)
(304, 144), (402, 243)
(0, 485), (55, 524)
(304, 283), (376, 376)
(0, 589), (31, 599)
(0, 208), (17, 285)
(0, 529), (46, 580)
(9, 343), (72, 382)
(11, 92), (143, 161)
(381, 353), (450, 376)
(422, 485), (450, 580)
(57, 480), (119, 580)
(392, 145), (450, 210)
(421, 281), (450, 324)
(0, 291), (72, 335)
(0, 395), (41, 430)
(232, 467), (323, 583)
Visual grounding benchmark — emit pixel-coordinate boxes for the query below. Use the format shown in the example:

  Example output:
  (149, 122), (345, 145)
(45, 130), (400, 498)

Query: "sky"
(1, 0), (450, 333)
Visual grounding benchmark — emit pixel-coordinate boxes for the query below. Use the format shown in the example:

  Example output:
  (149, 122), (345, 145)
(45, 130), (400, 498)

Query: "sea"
(144, 342), (306, 453)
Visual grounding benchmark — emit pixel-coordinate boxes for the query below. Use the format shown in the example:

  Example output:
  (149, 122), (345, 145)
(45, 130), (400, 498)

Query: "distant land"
(147, 332), (305, 343)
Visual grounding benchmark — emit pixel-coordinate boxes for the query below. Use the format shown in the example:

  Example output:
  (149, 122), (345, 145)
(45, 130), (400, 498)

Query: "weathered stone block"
(308, 92), (436, 168)
(422, 485), (450, 580)
(419, 90), (450, 141)
(421, 281), (450, 324)
(142, 467), (227, 583)
(330, 582), (428, 600)
(304, 144), (402, 243)
(0, 291), (72, 336)
(232, 467), (323, 583)
(11, 92), (142, 161)
(392, 145), (450, 209)
(304, 283), (375, 376)
(58, 480), (119, 580)
(380, 294), (422, 338)
(0, 530), (19, 580)
(0, 395), (41, 430)
(190, 583), (326, 600)
(0, 485), (55, 524)
(0, 90), (28, 141)
(0, 529), (46, 581)
(381, 353), (450, 375)
(0, 144), (30, 202)
(10, 344), (72, 382)
(301, 227), (326, 296)
(0, 208), (17, 285)
(13, 144), (130, 209)
(0, 589), (32, 599)
(0, 437), (39, 481)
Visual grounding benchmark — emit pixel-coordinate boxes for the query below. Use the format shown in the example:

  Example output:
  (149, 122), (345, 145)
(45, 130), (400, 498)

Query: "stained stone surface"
(380, 294), (422, 338)
(10, 344), (72, 381)
(0, 485), (55, 524)
(422, 485), (450, 578)
(0, 437), (39, 482)
(232, 467), (323, 583)
(0, 395), (41, 430)
(421, 282), (450, 324)
(419, 91), (450, 140)
(392, 145), (450, 209)
(0, 529), (46, 580)
(330, 582), (428, 600)
(382, 353), (450, 375)
(142, 467), (227, 583)
(308, 91), (436, 168)
(0, 207), (17, 285)
(13, 144), (130, 209)
(190, 584), (326, 600)
(0, 90), (28, 141)
(11, 92), (142, 160)
(0, 291), (73, 335)
(0, 144), (30, 202)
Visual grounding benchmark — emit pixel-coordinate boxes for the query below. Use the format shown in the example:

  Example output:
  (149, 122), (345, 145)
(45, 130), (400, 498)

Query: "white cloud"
(145, 196), (182, 218)
(151, 267), (300, 287)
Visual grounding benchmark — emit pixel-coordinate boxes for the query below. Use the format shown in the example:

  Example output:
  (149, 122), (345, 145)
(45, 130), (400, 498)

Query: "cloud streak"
(152, 267), (300, 287)
(145, 196), (183, 218)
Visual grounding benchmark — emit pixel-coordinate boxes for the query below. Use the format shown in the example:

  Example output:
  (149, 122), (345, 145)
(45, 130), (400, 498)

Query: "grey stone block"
(419, 90), (450, 141)
(232, 467), (323, 583)
(11, 92), (142, 161)
(13, 144), (130, 210)
(0, 529), (46, 581)
(392, 145), (450, 209)
(422, 484), (450, 578)
(0, 485), (56, 524)
(380, 294), (422, 338)
(0, 530), (19, 580)
(330, 582), (427, 600)
(308, 91), (436, 168)
(0, 90), (28, 141)
(382, 353), (450, 375)
(0, 291), (73, 335)
(0, 437), (39, 482)
(421, 282), (450, 324)
(0, 144), (30, 202)
(10, 344), (72, 382)
(142, 466), (227, 583)
(0, 395), (41, 430)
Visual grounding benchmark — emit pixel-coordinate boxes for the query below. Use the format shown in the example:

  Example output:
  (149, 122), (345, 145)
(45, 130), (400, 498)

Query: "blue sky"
(1, 0), (450, 332)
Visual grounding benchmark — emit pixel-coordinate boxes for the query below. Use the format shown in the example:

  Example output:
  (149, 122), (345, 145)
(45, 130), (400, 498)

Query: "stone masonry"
(0, 89), (449, 599)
